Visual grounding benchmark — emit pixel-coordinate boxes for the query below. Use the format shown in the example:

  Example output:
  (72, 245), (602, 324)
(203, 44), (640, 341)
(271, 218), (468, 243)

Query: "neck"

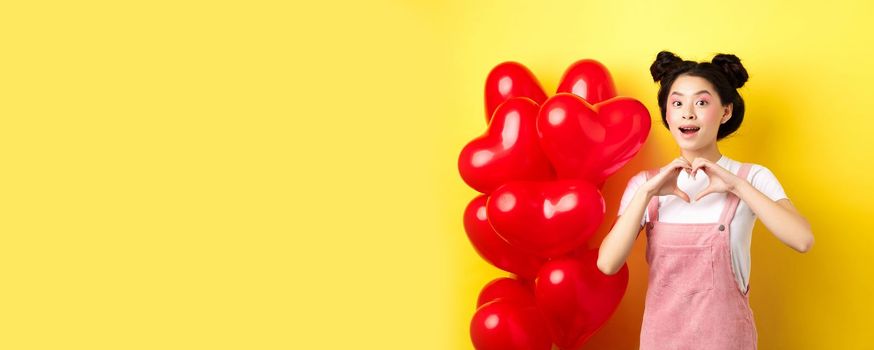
(680, 144), (722, 163)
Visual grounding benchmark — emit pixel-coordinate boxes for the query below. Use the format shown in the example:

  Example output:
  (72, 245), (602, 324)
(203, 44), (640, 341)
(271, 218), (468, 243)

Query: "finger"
(673, 188), (691, 203)
(663, 161), (685, 174)
(672, 164), (690, 178)
(672, 159), (692, 172)
(679, 157), (692, 167)
(696, 186), (715, 201)
(678, 159), (692, 173)
(691, 159), (708, 179)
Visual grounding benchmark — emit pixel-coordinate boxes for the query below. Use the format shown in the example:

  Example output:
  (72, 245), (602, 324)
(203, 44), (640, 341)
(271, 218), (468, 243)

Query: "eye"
(671, 101), (681, 107)
(696, 100), (708, 106)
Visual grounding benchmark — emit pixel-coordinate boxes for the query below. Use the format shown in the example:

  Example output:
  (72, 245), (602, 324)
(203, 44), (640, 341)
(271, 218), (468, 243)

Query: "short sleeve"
(748, 165), (789, 202)
(618, 171), (648, 227)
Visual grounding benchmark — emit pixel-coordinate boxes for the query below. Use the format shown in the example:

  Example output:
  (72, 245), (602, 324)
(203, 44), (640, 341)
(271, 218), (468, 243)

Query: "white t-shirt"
(617, 155), (788, 294)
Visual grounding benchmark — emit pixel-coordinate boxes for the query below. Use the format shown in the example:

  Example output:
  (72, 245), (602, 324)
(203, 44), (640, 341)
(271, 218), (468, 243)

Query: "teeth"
(680, 127), (699, 133)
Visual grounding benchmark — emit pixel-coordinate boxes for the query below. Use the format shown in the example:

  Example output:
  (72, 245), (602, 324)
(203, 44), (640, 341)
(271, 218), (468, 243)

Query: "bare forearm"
(732, 181), (814, 252)
(598, 189), (650, 275)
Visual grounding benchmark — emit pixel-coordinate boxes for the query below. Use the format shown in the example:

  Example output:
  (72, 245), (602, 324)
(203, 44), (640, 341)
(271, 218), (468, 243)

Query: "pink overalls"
(639, 163), (757, 349)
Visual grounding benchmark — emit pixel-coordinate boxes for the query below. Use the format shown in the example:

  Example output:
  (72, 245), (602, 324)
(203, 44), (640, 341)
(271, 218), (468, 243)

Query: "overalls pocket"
(652, 244), (715, 297)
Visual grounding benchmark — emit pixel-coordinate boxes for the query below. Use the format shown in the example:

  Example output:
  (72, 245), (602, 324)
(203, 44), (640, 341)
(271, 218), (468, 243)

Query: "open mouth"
(679, 126), (700, 136)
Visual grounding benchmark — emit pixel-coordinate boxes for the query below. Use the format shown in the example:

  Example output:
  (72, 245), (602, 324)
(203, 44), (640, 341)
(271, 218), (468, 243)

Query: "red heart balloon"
(486, 179), (605, 258)
(484, 62), (548, 123)
(537, 93), (651, 186)
(534, 249), (629, 350)
(470, 299), (552, 350)
(459, 97), (556, 194)
(476, 277), (535, 308)
(464, 195), (546, 279)
(556, 59), (617, 104)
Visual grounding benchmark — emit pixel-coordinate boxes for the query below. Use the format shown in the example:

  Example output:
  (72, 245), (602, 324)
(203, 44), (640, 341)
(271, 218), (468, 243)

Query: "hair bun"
(650, 51), (683, 82)
(711, 53), (749, 88)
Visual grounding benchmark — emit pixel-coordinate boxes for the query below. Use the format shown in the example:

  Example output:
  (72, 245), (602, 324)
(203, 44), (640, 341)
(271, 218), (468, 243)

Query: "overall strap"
(717, 163), (754, 225)
(644, 169), (661, 223)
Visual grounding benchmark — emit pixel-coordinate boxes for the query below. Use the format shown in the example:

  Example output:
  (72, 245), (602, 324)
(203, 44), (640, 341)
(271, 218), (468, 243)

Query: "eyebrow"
(670, 90), (712, 97)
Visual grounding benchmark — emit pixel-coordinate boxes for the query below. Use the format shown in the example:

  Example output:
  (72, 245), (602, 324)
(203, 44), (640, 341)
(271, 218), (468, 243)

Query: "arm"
(597, 189), (650, 275)
(598, 157), (693, 275)
(731, 182), (814, 253)
(689, 157), (815, 254)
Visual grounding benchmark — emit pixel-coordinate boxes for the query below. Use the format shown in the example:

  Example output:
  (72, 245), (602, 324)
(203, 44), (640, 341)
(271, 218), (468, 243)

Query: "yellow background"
(2, 0), (872, 349)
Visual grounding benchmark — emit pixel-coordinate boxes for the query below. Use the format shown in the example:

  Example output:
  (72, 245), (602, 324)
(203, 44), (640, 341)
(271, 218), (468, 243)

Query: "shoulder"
(620, 170), (650, 196)
(628, 170), (646, 186)
(742, 162), (789, 201)
(723, 157), (779, 182)
(745, 163), (780, 183)
(627, 169), (655, 186)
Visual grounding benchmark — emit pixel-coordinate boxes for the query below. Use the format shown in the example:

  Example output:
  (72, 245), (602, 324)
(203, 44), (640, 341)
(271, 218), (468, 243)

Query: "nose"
(682, 111), (696, 120)
(681, 103), (696, 120)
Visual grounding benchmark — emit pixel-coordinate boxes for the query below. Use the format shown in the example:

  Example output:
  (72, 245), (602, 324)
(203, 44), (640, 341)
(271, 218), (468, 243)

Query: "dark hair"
(649, 51), (749, 140)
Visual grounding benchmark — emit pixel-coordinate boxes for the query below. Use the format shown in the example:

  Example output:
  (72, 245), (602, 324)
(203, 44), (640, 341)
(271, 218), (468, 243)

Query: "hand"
(640, 157), (693, 203)
(689, 157), (742, 201)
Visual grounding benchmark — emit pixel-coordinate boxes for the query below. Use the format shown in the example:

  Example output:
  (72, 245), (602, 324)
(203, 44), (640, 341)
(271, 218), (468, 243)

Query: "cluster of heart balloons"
(459, 59), (651, 350)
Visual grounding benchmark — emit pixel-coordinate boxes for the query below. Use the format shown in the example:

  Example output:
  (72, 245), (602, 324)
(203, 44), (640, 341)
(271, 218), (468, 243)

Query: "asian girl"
(596, 51), (815, 349)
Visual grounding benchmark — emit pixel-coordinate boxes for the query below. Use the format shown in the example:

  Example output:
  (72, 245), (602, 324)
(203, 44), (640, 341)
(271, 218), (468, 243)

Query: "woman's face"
(665, 74), (732, 151)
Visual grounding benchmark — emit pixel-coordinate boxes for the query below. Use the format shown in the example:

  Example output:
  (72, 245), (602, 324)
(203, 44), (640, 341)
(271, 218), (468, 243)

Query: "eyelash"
(671, 100), (708, 107)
